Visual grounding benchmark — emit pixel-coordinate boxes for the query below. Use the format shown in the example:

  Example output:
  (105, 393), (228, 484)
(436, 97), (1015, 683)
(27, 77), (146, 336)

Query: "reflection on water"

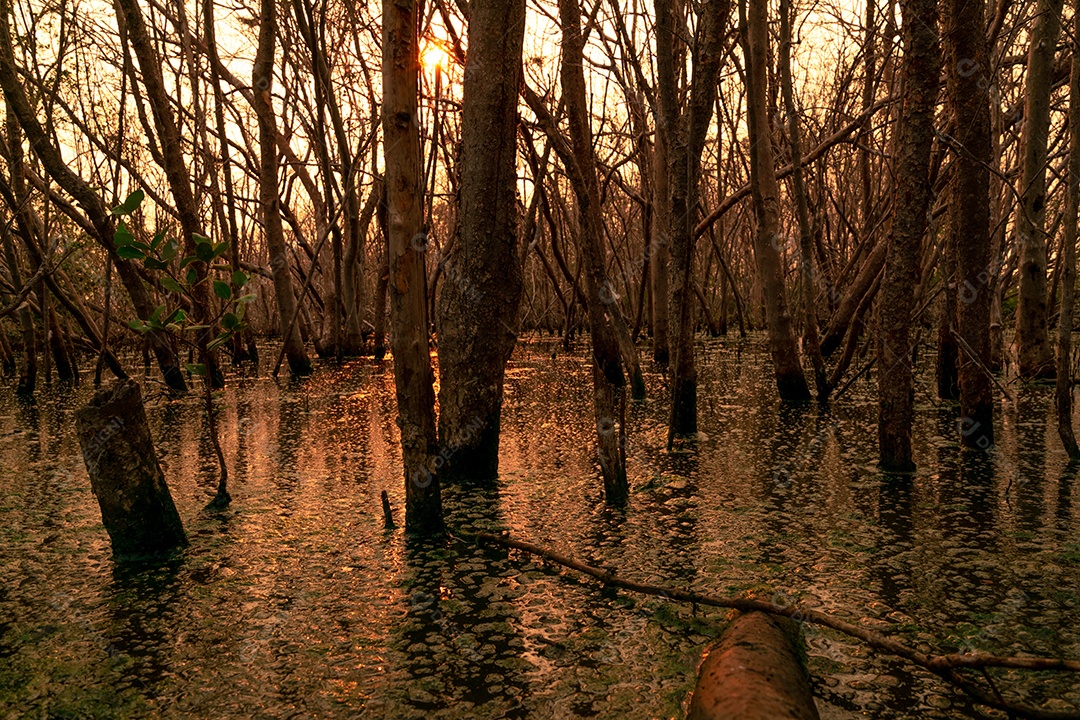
(0, 337), (1078, 718)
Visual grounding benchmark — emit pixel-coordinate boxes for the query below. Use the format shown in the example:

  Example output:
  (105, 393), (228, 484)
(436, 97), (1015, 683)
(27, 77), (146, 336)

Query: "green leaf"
(144, 257), (169, 271)
(113, 221), (135, 247)
(149, 304), (166, 324)
(193, 233), (212, 245)
(186, 267), (198, 285)
(236, 293), (257, 303)
(160, 276), (184, 294)
(163, 308), (186, 326)
(195, 243), (216, 263)
(161, 240), (179, 263)
(116, 245), (145, 260)
(213, 280), (232, 300)
(208, 332), (231, 351)
(234, 302), (246, 322)
(127, 319), (148, 333)
(184, 363), (207, 376)
(150, 230), (166, 251)
(179, 255), (198, 269)
(222, 312), (239, 330)
(213, 242), (230, 258)
(111, 189), (144, 216)
(231, 270), (249, 288)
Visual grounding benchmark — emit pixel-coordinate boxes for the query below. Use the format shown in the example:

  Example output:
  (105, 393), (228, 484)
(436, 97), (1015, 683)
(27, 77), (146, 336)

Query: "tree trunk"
(203, 0), (253, 365)
(1014, 0), (1065, 379)
(76, 380), (187, 557)
(1056, 0), (1080, 459)
(382, 0), (444, 533)
(656, 0), (731, 437)
(560, 0), (628, 504)
(741, 0), (810, 401)
(650, 133), (670, 364)
(343, 181), (379, 355)
(779, 0), (828, 399)
(436, 0), (526, 482)
(878, 0), (939, 472)
(688, 612), (820, 720)
(253, 0), (312, 377)
(944, 0), (994, 446)
(1, 226), (34, 395)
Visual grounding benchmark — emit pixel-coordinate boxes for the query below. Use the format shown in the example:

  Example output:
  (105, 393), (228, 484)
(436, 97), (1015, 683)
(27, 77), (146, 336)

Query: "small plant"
(111, 189), (254, 508)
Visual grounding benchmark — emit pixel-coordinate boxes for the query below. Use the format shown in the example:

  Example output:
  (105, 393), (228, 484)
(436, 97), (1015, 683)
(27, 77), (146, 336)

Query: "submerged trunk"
(741, 0), (810, 401)
(1056, 0), (1080, 459)
(779, 0), (827, 399)
(76, 380), (187, 557)
(253, 0), (311, 377)
(383, 0), (443, 533)
(1, 227), (34, 395)
(944, 0), (994, 446)
(1014, 0), (1064, 379)
(650, 133), (670, 364)
(655, 0), (731, 437)
(560, 0), (628, 504)
(436, 0), (527, 482)
(878, 0), (939, 471)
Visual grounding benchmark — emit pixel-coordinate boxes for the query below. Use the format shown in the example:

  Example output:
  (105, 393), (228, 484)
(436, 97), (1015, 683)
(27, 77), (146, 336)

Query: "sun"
(420, 37), (450, 72)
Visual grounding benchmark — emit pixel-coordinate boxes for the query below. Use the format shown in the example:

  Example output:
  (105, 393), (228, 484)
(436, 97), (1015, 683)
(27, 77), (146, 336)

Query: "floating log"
(688, 611), (819, 720)
(75, 379), (187, 556)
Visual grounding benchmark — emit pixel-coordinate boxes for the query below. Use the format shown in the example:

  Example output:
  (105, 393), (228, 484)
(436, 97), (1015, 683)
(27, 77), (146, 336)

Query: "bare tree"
(436, 0), (527, 482)
(878, 0), (939, 471)
(943, 0), (994, 447)
(740, 0), (810, 401)
(1056, 0), (1080, 459)
(253, 0), (312, 377)
(1014, 0), (1064, 379)
(383, 0), (443, 532)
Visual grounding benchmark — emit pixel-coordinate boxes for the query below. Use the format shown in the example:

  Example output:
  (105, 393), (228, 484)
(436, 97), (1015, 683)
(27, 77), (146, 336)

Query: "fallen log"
(468, 530), (1080, 720)
(75, 379), (187, 557)
(689, 611), (819, 720)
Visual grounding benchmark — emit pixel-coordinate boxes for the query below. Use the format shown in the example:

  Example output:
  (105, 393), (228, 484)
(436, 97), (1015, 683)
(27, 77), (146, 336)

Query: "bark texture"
(944, 0), (994, 446)
(688, 611), (820, 720)
(655, 0), (731, 437)
(383, 0), (444, 532)
(742, 0), (810, 401)
(878, 0), (939, 471)
(75, 380), (187, 556)
(1056, 0), (1080, 459)
(253, 0), (312, 376)
(1015, 0), (1064, 378)
(436, 0), (526, 482)
(560, 0), (628, 503)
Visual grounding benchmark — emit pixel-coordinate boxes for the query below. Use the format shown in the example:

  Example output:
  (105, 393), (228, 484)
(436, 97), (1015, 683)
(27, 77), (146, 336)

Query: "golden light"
(420, 37), (450, 72)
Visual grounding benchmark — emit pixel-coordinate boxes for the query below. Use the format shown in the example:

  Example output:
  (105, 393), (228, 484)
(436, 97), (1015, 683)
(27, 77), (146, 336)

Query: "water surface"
(1, 337), (1078, 718)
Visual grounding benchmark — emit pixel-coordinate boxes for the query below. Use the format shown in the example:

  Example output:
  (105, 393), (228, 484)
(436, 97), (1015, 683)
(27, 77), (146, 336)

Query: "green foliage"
(110, 188), (252, 363)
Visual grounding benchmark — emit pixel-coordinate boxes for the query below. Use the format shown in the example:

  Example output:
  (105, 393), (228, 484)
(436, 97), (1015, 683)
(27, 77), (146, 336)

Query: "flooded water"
(1, 336), (1078, 719)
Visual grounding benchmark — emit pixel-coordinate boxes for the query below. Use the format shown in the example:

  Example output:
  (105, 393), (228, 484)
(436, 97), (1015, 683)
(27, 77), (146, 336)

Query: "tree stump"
(688, 611), (820, 720)
(75, 379), (187, 556)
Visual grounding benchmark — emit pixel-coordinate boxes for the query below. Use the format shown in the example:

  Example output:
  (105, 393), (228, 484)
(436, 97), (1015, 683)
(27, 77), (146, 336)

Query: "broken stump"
(688, 611), (820, 720)
(75, 379), (187, 556)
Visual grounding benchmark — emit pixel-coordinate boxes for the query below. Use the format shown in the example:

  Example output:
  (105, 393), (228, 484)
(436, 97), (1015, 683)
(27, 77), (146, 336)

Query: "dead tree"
(382, 0), (444, 532)
(435, 0), (526, 482)
(878, 0), (939, 471)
